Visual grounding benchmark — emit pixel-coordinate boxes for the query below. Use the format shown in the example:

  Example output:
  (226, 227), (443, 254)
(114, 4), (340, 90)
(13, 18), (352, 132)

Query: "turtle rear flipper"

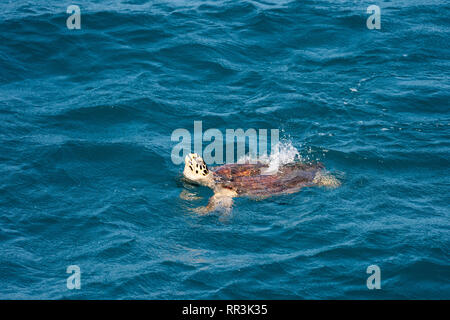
(313, 171), (341, 188)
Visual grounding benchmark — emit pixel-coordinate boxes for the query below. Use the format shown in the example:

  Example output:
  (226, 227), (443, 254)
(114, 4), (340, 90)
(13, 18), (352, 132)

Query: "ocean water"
(0, 0), (449, 299)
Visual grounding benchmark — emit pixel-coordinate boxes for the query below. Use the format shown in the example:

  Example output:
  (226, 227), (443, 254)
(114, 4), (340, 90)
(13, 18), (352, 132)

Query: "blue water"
(0, 0), (449, 299)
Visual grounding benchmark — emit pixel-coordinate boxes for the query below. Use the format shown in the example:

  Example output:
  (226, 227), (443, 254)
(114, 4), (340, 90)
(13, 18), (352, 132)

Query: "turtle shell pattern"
(212, 162), (324, 197)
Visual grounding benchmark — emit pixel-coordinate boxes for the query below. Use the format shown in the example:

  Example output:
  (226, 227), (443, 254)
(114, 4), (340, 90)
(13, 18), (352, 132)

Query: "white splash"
(263, 141), (301, 175)
(238, 140), (301, 175)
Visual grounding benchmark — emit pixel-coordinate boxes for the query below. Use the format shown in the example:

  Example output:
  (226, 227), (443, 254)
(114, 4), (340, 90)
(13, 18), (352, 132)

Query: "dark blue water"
(0, 0), (449, 299)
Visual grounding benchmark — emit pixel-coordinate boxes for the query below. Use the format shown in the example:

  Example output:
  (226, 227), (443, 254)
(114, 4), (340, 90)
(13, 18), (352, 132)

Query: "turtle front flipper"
(193, 188), (237, 215)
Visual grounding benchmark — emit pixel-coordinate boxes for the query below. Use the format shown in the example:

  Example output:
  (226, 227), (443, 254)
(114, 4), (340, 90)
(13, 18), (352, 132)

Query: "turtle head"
(183, 153), (213, 186)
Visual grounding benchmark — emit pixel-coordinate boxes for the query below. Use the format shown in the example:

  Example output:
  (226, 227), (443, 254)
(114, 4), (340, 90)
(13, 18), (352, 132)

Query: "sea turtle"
(181, 153), (340, 214)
